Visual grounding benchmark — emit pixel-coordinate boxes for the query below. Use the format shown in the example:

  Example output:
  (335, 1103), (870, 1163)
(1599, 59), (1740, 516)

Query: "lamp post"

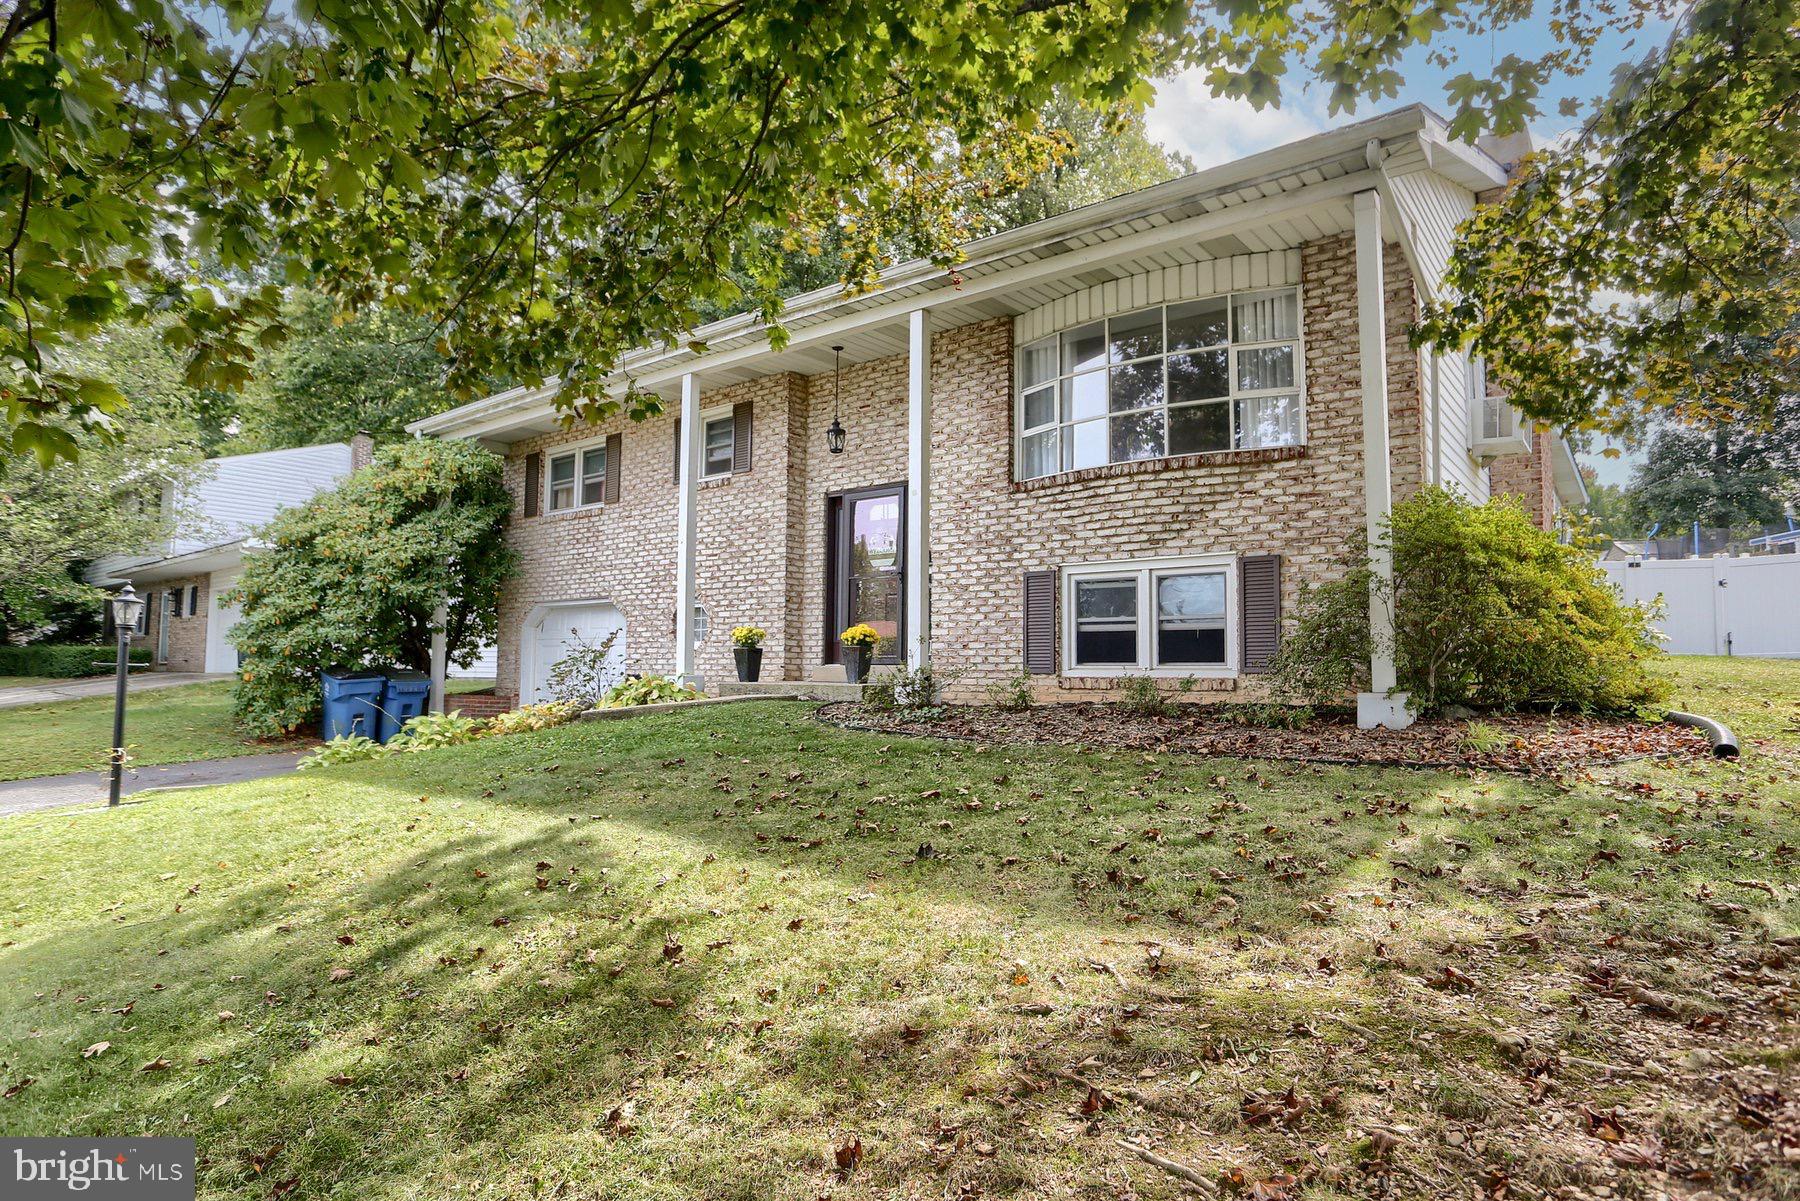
(107, 584), (145, 807)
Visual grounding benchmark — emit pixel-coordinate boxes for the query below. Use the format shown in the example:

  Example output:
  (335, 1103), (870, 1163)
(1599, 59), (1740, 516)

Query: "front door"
(828, 484), (905, 664)
(155, 589), (172, 664)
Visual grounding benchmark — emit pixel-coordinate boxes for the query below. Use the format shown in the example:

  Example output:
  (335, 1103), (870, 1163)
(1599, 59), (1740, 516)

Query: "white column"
(1353, 189), (1412, 729)
(672, 372), (702, 686)
(906, 309), (932, 671)
(428, 599), (448, 714)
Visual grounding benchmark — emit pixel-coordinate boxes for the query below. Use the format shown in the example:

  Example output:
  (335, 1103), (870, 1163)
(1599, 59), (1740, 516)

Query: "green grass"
(0, 682), (309, 781)
(0, 675), (70, 690)
(0, 658), (1795, 1199)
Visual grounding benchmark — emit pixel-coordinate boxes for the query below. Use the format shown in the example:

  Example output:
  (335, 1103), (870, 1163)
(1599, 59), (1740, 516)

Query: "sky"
(1144, 13), (1675, 488)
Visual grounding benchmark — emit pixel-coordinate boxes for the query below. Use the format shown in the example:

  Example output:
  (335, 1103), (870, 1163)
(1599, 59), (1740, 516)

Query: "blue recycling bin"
(376, 670), (433, 744)
(321, 670), (385, 741)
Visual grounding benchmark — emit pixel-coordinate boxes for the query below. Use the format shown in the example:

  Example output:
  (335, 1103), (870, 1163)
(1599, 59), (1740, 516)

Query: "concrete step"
(715, 680), (867, 702)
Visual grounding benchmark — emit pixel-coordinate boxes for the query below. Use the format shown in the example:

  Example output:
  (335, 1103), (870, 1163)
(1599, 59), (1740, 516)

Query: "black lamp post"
(826, 345), (847, 455)
(107, 583), (145, 807)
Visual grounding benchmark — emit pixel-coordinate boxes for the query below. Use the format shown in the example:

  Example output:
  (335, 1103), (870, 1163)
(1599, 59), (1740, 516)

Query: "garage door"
(524, 603), (628, 703)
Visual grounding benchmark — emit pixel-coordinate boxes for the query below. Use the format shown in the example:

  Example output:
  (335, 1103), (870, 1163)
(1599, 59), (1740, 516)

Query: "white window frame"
(543, 434), (610, 514)
(1061, 552), (1238, 677)
(1468, 356), (1529, 458)
(699, 406), (735, 480)
(1015, 287), (1307, 482)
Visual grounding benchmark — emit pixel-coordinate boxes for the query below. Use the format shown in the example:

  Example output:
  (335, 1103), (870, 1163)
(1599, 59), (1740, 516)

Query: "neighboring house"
(410, 106), (1585, 723)
(87, 436), (373, 673)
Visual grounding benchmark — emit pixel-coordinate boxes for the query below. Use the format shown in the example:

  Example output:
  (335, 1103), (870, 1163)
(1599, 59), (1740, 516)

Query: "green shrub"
(1270, 488), (1667, 715)
(984, 670), (1035, 711)
(1115, 675), (1195, 716)
(388, 711), (486, 752)
(297, 734), (387, 770)
(544, 629), (621, 707)
(865, 661), (964, 712)
(0, 644), (150, 678)
(598, 676), (702, 708)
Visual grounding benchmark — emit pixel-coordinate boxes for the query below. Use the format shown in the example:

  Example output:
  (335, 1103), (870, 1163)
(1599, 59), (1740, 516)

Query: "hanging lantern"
(826, 345), (847, 454)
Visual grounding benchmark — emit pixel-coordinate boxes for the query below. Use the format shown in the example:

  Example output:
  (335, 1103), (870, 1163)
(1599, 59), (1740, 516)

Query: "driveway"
(0, 671), (230, 711)
(0, 751), (306, 818)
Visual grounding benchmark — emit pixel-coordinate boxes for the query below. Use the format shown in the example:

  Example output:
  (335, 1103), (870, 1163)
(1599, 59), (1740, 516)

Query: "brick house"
(87, 436), (373, 673)
(411, 107), (1584, 727)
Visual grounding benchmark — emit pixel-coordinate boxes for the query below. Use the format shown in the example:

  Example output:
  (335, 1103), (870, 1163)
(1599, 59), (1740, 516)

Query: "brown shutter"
(603, 433), (622, 504)
(1023, 569), (1057, 675)
(1240, 554), (1282, 674)
(523, 452), (541, 518)
(671, 417), (681, 483)
(731, 400), (753, 473)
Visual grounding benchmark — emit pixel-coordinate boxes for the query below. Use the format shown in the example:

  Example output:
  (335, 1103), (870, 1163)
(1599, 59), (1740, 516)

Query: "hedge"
(0, 644), (152, 679)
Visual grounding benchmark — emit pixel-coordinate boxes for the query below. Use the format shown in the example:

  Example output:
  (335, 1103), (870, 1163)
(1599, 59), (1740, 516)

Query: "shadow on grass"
(1, 702), (1792, 1198)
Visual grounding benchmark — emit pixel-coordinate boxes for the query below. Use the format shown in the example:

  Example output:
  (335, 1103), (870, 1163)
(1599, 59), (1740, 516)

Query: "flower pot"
(734, 645), (763, 683)
(841, 644), (871, 684)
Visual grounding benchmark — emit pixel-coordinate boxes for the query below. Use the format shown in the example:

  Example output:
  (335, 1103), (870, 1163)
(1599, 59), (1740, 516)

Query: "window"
(1017, 288), (1304, 481)
(546, 443), (608, 513)
(702, 414), (735, 479)
(1468, 357), (1526, 453)
(187, 585), (199, 616)
(1063, 555), (1236, 674)
(136, 595), (150, 635)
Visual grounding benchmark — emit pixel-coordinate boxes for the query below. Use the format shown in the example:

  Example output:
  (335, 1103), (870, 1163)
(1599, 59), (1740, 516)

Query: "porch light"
(826, 344), (846, 455)
(109, 583), (145, 633)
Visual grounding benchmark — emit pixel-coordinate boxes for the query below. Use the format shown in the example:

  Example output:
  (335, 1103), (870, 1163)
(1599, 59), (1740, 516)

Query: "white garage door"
(524, 603), (628, 703)
(205, 568), (244, 673)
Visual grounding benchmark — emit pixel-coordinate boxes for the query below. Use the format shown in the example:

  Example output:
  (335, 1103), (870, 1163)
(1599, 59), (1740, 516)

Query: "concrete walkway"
(0, 751), (307, 818)
(0, 671), (229, 711)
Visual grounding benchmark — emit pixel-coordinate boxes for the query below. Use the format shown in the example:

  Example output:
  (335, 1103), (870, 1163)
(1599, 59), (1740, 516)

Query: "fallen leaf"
(81, 1041), (111, 1059)
(833, 1137), (864, 1178)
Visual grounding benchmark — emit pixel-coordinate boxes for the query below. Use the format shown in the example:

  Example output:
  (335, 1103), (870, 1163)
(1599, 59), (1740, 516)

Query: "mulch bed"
(816, 702), (1713, 775)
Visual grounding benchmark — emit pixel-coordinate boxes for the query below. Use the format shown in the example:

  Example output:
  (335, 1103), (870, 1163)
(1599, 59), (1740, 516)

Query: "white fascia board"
(1551, 434), (1590, 507)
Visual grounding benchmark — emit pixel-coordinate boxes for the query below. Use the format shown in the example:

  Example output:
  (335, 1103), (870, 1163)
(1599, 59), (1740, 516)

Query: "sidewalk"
(0, 672), (231, 711)
(0, 751), (307, 818)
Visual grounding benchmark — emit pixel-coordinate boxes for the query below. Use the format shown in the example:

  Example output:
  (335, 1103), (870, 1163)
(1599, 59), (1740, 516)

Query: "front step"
(715, 680), (867, 702)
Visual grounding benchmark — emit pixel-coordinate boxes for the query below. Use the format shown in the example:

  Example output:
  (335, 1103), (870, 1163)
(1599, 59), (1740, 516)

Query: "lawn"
(0, 682), (309, 781)
(0, 657), (1794, 1199)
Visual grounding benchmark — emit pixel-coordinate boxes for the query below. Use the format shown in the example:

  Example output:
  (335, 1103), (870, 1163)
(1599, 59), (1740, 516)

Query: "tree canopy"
(3, 0), (1792, 463)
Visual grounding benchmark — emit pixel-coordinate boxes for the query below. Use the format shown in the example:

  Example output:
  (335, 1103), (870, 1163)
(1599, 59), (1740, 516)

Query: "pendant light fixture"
(826, 345), (847, 455)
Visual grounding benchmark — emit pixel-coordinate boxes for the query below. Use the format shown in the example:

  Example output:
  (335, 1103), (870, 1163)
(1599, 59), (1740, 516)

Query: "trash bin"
(321, 670), (386, 741)
(376, 670), (433, 744)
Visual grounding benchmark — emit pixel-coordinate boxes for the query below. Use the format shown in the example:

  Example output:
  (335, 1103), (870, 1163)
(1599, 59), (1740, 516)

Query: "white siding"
(1013, 251), (1302, 346)
(166, 442), (355, 553)
(1385, 167), (1486, 498)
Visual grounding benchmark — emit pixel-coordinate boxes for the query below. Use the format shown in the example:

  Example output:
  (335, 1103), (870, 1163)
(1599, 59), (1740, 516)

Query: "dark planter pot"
(841, 644), (872, 684)
(734, 645), (763, 683)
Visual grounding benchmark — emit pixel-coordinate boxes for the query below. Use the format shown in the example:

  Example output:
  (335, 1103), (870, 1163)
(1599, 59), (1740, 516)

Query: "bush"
(297, 734), (386, 770)
(388, 711), (486, 752)
(598, 676), (702, 708)
(1270, 488), (1667, 715)
(0, 643), (150, 678)
(227, 440), (516, 737)
(1219, 702), (1315, 729)
(984, 669), (1035, 711)
(864, 661), (964, 713)
(1116, 675), (1197, 716)
(544, 629), (621, 707)
(483, 701), (584, 736)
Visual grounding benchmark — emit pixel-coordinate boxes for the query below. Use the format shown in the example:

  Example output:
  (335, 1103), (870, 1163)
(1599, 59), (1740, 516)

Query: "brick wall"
(132, 575), (210, 672)
(1488, 429), (1556, 529)
(488, 230), (1424, 704)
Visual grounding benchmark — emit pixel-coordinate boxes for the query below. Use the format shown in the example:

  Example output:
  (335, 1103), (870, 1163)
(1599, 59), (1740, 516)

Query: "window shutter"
(671, 417), (681, 483)
(732, 400), (753, 473)
(1240, 554), (1282, 673)
(604, 434), (622, 504)
(1023, 569), (1057, 675)
(523, 452), (542, 518)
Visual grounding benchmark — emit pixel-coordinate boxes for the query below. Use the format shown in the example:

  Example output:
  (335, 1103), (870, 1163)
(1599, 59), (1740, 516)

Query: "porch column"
(1353, 189), (1413, 729)
(673, 372), (703, 686)
(906, 308), (932, 671)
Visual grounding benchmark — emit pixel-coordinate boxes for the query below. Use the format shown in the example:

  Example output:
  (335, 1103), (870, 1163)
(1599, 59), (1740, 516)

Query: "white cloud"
(1146, 71), (1331, 171)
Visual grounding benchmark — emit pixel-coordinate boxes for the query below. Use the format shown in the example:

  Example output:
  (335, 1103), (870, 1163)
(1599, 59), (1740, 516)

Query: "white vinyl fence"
(1600, 556), (1800, 657)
